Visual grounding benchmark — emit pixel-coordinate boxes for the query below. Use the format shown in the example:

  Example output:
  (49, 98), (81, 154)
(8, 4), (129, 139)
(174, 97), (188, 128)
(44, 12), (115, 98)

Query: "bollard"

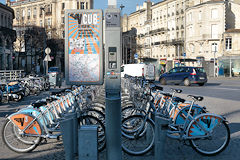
(105, 96), (122, 160)
(60, 118), (74, 160)
(65, 112), (78, 155)
(154, 113), (169, 160)
(78, 125), (98, 160)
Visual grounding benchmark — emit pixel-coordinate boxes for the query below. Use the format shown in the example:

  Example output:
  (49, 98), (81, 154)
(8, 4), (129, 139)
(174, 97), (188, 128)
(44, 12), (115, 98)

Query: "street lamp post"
(230, 56), (232, 77)
(213, 43), (217, 77)
(120, 4), (124, 64)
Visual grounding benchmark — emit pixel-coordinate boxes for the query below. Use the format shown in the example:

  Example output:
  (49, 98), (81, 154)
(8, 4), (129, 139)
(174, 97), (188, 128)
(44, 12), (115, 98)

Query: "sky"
(0, 0), (161, 15)
(94, 0), (160, 15)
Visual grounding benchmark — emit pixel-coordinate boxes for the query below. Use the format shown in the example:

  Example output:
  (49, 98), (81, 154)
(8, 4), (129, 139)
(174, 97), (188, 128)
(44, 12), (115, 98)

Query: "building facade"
(185, 0), (240, 76)
(122, 0), (186, 71)
(8, 0), (93, 73)
(123, 0), (240, 76)
(0, 2), (16, 70)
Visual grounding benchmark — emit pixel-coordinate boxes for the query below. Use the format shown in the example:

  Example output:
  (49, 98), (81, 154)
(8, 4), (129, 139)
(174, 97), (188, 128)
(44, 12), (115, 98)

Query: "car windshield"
(195, 68), (206, 73)
(48, 67), (59, 72)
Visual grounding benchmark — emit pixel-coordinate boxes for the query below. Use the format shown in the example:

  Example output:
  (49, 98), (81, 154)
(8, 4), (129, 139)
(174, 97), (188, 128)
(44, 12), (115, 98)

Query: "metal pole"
(105, 96), (122, 160)
(105, 1), (122, 159)
(213, 43), (217, 78)
(122, 38), (124, 64)
(214, 51), (216, 77)
(130, 36), (132, 63)
(230, 56), (232, 77)
(125, 37), (127, 64)
(46, 61), (48, 75)
(178, 45), (180, 66)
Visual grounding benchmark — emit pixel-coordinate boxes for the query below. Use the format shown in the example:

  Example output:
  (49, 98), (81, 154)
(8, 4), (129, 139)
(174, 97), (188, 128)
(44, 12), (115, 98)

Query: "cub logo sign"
(65, 10), (103, 85)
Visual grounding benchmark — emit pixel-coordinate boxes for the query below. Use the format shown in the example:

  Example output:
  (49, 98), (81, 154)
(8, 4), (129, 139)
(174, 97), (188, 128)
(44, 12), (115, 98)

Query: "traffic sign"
(183, 52), (186, 57)
(134, 53), (138, 59)
(44, 54), (52, 61)
(45, 47), (51, 55)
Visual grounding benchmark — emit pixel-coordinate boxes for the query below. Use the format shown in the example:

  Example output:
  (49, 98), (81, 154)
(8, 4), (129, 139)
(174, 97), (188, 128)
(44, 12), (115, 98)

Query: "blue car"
(159, 66), (208, 86)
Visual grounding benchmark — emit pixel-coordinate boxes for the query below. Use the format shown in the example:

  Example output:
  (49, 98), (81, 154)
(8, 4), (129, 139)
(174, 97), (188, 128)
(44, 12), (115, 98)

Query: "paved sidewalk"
(0, 84), (239, 160)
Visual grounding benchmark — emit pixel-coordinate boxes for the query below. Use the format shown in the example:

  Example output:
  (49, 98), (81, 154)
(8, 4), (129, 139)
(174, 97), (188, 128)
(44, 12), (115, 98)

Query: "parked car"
(159, 66), (207, 86)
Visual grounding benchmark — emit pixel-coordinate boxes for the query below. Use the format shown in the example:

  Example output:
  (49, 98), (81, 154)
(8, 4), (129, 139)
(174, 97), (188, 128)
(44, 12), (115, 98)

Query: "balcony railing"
(202, 34), (222, 40)
(45, 12), (52, 16)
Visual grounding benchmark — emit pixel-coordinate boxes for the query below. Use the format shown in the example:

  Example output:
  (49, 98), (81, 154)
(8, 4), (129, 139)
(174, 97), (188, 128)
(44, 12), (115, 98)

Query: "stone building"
(185, 0), (240, 76)
(8, 0), (93, 73)
(122, 0), (186, 71)
(122, 0), (240, 76)
(0, 2), (16, 70)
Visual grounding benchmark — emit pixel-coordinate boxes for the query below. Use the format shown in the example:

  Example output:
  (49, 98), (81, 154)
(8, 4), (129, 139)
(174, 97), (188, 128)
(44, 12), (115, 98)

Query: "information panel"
(65, 10), (103, 85)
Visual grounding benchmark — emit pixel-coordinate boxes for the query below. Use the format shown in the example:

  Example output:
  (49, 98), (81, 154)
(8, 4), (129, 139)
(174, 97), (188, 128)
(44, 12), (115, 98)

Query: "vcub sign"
(65, 10), (103, 85)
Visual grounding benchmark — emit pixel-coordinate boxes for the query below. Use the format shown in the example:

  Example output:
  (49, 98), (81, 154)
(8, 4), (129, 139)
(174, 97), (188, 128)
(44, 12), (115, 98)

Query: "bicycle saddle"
(31, 101), (47, 108)
(50, 90), (63, 96)
(162, 93), (172, 97)
(150, 84), (163, 91)
(188, 95), (204, 101)
(64, 88), (72, 92)
(173, 97), (185, 103)
(171, 88), (182, 93)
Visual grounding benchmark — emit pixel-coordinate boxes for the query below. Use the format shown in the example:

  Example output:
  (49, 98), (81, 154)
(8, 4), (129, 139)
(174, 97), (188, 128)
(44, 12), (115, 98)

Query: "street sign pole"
(105, 0), (122, 159)
(44, 47), (51, 75)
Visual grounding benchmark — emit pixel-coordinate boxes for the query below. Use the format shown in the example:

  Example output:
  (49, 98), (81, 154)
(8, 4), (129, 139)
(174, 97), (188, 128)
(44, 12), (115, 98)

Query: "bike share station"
(63, 0), (167, 159)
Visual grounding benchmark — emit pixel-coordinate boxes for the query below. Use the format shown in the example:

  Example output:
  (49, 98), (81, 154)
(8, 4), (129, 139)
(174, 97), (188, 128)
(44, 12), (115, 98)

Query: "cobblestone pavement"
(0, 78), (240, 160)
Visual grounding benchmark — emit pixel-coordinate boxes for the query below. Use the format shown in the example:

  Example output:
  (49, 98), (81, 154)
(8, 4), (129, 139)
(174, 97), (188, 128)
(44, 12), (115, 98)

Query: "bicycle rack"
(60, 113), (98, 160)
(155, 113), (169, 160)
(78, 125), (98, 160)
(60, 118), (75, 160)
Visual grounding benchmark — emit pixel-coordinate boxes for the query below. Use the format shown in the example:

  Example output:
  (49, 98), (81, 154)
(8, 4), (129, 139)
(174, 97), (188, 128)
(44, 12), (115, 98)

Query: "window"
(22, 9), (25, 18)
(81, 2), (85, 9)
(46, 4), (52, 13)
(62, 17), (65, 24)
(77, 2), (80, 9)
(8, 17), (11, 28)
(86, 2), (88, 9)
(40, 20), (43, 27)
(27, 8), (31, 19)
(16, 11), (20, 20)
(226, 37), (232, 50)
(62, 3), (65, 10)
(4, 16), (6, 27)
(39, 7), (43, 16)
(188, 12), (192, 22)
(199, 11), (202, 20)
(211, 24), (218, 39)
(211, 9), (218, 19)
(47, 18), (51, 27)
(33, 8), (37, 18)
(62, 31), (65, 38)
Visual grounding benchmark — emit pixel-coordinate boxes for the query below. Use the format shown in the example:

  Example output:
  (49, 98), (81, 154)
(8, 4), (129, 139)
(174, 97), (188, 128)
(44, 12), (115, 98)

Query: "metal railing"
(0, 70), (24, 80)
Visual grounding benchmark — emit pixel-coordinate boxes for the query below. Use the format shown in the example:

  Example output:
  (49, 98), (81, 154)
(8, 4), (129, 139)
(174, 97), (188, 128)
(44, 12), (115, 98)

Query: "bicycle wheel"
(79, 115), (106, 152)
(122, 105), (146, 119)
(188, 114), (230, 156)
(121, 115), (155, 155)
(2, 119), (42, 153)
